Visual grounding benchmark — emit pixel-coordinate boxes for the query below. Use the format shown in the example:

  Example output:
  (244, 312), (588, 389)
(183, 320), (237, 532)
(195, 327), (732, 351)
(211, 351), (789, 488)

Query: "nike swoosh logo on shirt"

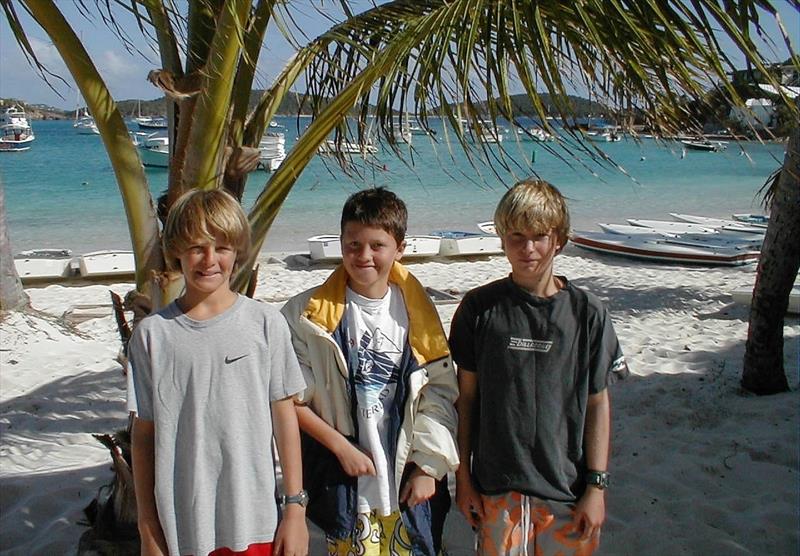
(225, 354), (248, 364)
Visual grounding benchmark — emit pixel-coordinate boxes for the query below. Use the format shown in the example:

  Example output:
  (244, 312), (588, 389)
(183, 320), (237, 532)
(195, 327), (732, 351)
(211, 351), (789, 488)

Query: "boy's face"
(502, 228), (560, 283)
(341, 221), (405, 299)
(178, 234), (237, 297)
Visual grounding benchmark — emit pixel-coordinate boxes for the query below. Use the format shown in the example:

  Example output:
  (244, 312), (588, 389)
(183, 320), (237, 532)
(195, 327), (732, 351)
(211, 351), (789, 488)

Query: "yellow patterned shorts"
(477, 492), (599, 556)
(326, 510), (412, 556)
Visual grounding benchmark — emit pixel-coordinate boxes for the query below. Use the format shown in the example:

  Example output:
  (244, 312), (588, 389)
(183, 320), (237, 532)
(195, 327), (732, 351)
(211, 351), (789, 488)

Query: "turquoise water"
(0, 118), (785, 255)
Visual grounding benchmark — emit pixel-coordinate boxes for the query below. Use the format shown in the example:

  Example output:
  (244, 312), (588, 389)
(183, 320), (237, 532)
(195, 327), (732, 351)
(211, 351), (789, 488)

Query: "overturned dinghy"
(14, 249), (74, 283)
(433, 231), (503, 257)
(571, 231), (759, 266)
(79, 250), (136, 279)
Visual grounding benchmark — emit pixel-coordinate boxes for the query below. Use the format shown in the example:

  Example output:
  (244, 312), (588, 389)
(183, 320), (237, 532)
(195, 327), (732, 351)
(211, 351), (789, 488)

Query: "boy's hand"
(573, 486), (605, 541)
(455, 471), (484, 529)
(334, 438), (376, 477)
(273, 505), (309, 556)
(399, 466), (435, 507)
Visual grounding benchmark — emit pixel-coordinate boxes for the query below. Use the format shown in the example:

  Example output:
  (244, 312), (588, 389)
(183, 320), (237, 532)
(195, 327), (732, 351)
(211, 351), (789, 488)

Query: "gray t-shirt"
(128, 295), (305, 556)
(449, 276), (628, 502)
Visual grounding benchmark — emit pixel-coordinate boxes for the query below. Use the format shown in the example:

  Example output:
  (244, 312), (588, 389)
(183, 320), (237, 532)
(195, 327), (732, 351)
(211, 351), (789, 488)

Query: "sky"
(0, 2), (797, 111)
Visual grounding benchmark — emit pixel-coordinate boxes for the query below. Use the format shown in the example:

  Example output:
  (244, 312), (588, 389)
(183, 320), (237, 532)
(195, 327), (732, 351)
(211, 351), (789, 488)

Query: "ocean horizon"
(1, 117), (785, 256)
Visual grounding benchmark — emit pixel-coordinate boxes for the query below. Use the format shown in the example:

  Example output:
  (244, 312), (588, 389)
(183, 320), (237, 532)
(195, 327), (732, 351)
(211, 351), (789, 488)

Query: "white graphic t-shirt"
(345, 284), (409, 515)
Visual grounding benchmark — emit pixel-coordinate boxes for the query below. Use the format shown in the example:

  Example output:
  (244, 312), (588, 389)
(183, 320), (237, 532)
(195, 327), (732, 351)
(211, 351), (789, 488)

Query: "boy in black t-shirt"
(449, 179), (628, 555)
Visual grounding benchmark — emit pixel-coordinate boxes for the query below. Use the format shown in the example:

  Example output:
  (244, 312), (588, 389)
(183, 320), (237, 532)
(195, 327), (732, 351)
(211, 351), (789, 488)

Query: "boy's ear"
(395, 240), (406, 260)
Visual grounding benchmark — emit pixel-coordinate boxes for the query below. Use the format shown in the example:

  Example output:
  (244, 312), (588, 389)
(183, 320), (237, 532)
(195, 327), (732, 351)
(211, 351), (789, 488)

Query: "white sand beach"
(1, 247), (798, 555)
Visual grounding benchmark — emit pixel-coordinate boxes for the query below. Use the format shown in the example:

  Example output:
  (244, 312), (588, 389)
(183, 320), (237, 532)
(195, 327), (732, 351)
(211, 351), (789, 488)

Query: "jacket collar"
(302, 262), (449, 365)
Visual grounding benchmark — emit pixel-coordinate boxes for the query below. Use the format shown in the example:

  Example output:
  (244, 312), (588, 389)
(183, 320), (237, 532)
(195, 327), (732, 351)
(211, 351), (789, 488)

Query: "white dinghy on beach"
(13, 249), (74, 283)
(433, 231), (503, 257)
(78, 250), (135, 279)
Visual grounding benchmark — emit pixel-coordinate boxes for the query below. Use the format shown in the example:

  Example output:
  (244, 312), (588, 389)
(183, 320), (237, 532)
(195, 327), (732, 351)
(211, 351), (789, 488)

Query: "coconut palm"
(1, 0), (796, 394)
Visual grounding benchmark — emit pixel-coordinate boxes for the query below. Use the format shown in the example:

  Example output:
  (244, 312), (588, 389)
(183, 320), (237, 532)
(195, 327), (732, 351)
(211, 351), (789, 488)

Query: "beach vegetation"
(1, 2), (797, 383)
(0, 181), (28, 311)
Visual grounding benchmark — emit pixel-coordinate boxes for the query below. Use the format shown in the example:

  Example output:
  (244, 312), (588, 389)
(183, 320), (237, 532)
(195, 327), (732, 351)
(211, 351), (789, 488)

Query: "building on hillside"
(729, 98), (776, 129)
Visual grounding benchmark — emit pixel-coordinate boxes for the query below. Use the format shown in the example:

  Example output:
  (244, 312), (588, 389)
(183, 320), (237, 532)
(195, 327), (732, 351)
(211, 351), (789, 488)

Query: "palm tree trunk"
(0, 181), (28, 311)
(741, 127), (800, 394)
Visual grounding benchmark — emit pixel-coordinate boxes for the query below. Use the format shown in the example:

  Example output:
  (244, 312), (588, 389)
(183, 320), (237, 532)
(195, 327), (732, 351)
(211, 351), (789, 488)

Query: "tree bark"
(741, 127), (800, 394)
(0, 181), (28, 312)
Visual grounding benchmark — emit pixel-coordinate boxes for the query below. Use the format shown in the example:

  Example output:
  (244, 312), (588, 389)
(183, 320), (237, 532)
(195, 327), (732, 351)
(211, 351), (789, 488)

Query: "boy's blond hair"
(162, 189), (251, 272)
(494, 179), (570, 248)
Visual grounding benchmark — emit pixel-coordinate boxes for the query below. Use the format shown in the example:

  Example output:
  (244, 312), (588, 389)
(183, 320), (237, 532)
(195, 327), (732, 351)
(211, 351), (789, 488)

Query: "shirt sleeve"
(448, 295), (477, 372)
(268, 311), (307, 402)
(127, 325), (154, 420)
(589, 305), (629, 393)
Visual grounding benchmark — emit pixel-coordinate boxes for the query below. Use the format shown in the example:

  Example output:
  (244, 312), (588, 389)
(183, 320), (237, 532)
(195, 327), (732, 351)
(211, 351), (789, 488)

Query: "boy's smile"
(178, 234), (237, 300)
(341, 222), (405, 299)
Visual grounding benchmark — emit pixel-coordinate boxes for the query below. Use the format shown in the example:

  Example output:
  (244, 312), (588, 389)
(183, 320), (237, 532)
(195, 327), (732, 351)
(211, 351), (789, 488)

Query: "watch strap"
(585, 470), (610, 490)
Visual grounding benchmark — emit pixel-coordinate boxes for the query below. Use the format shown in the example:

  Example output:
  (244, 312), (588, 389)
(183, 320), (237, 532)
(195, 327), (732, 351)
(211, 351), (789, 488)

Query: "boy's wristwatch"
(585, 470), (610, 490)
(278, 489), (309, 507)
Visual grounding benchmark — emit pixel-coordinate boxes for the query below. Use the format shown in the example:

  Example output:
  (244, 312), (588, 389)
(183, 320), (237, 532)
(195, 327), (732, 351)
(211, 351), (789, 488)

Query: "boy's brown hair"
(494, 179), (570, 248)
(162, 189), (251, 272)
(340, 187), (407, 244)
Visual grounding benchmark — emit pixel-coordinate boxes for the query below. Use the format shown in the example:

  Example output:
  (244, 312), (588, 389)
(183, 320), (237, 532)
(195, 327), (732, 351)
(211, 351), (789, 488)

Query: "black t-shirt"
(449, 276), (628, 502)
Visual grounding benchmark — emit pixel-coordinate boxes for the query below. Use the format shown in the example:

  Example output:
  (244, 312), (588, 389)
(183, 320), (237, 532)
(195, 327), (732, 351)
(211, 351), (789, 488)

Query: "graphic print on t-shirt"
(354, 329), (402, 420)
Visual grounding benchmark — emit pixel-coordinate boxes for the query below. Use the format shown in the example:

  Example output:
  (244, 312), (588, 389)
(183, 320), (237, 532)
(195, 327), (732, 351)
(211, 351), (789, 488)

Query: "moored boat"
(477, 221), (497, 235)
(317, 140), (378, 155)
(257, 132), (287, 171)
(0, 105), (35, 151)
(681, 139), (726, 152)
(571, 231), (759, 266)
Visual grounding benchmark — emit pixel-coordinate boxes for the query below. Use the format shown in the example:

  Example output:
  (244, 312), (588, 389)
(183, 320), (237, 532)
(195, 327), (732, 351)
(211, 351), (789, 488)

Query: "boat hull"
(572, 232), (759, 266)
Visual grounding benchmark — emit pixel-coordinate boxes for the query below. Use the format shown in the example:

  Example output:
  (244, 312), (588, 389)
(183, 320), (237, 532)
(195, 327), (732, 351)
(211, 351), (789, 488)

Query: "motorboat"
(517, 127), (556, 143)
(0, 105), (35, 151)
(585, 130), (621, 142)
(469, 121), (504, 143)
(257, 132), (286, 172)
(0, 125), (35, 152)
(681, 139), (726, 152)
(433, 231), (503, 257)
(13, 249), (74, 283)
(669, 213), (766, 235)
(137, 134), (169, 168)
(136, 116), (168, 130)
(0, 105), (31, 130)
(571, 231), (759, 266)
(317, 140), (378, 155)
(78, 250), (136, 279)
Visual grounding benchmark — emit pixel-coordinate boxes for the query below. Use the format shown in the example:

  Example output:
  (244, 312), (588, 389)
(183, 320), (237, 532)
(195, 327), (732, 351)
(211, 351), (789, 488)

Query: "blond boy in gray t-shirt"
(128, 189), (308, 556)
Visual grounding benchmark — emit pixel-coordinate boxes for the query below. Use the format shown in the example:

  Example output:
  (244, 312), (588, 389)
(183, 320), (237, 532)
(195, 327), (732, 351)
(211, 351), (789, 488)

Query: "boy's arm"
(131, 417), (168, 556)
(573, 388), (610, 540)
(295, 404), (376, 476)
(454, 369), (484, 527)
(272, 397), (309, 556)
